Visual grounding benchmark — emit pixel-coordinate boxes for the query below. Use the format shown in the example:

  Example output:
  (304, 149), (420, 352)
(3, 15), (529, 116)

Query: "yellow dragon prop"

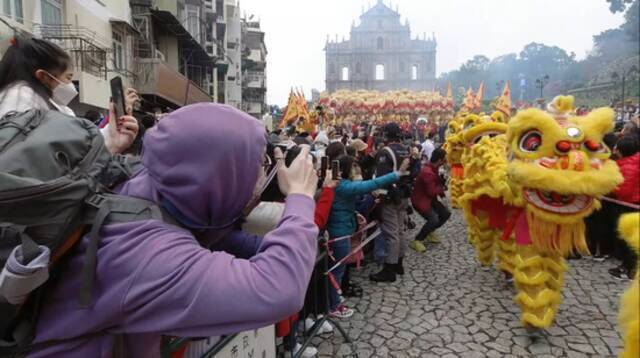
(506, 96), (623, 329)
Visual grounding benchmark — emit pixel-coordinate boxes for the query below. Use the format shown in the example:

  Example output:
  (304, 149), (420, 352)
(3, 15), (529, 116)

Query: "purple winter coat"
(29, 103), (318, 357)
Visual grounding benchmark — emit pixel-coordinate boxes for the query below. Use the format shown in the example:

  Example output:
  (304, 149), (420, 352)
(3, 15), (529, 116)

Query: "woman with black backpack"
(0, 37), (138, 154)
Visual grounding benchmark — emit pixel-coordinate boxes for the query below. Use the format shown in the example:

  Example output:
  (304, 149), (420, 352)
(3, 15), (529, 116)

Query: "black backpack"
(0, 109), (162, 353)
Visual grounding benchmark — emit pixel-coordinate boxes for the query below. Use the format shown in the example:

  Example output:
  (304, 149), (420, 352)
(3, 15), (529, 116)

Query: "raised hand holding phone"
(104, 102), (139, 154)
(277, 145), (318, 199)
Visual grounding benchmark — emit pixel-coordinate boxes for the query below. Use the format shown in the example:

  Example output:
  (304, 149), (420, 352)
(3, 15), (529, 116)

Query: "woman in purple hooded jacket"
(29, 103), (319, 357)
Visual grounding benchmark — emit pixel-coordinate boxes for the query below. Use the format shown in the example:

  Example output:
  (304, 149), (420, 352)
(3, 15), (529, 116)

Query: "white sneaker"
(304, 317), (334, 334)
(293, 343), (318, 358)
(319, 320), (334, 334)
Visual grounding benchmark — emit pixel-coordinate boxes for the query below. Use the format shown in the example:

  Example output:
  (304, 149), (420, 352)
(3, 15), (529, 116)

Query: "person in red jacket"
(409, 148), (451, 252)
(613, 137), (640, 204)
(609, 136), (640, 280)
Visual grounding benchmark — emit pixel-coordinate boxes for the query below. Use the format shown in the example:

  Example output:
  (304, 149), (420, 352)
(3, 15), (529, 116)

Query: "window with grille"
(41, 0), (62, 26)
(112, 31), (125, 70)
(184, 4), (201, 43)
(3, 0), (23, 23)
(412, 65), (418, 80)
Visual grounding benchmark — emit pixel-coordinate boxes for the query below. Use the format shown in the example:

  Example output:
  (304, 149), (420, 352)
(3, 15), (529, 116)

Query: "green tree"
(606, 0), (635, 13)
(622, 0), (639, 42)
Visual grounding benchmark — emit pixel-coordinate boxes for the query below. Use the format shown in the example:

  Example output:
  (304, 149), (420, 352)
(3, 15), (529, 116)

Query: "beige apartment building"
(0, 0), (266, 117)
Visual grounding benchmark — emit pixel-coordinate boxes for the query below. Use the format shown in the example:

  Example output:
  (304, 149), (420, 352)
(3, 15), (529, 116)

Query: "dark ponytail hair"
(337, 154), (355, 180)
(0, 37), (71, 101)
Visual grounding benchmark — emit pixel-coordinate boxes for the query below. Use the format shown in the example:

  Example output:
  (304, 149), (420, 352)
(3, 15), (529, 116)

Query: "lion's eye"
(584, 139), (602, 152)
(519, 130), (542, 152)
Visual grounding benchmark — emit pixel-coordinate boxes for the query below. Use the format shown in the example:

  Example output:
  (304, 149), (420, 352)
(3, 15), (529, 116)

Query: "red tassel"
(9, 37), (17, 46)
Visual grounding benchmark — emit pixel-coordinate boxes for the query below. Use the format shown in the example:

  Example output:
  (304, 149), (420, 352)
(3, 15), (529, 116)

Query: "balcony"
(135, 59), (212, 108)
(34, 24), (109, 80)
(150, 9), (211, 65)
(243, 72), (265, 89)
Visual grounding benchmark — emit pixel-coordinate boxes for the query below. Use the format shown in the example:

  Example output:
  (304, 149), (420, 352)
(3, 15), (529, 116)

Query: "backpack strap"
(0, 224), (40, 265)
(383, 146), (398, 171)
(78, 194), (163, 308)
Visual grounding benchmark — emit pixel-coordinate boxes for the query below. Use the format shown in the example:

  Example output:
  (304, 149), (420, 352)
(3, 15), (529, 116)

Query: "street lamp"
(535, 74), (549, 100)
(612, 66), (639, 109)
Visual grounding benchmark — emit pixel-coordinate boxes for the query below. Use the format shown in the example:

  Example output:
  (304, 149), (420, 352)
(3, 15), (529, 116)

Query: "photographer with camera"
(25, 103), (320, 357)
(369, 123), (414, 283)
(241, 142), (339, 358)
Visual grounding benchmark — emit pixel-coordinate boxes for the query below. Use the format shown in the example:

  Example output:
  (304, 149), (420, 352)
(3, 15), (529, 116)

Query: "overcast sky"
(240, 0), (625, 106)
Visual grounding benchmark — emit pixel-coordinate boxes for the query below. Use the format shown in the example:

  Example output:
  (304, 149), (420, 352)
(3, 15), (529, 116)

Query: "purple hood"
(31, 103), (318, 358)
(120, 103), (266, 232)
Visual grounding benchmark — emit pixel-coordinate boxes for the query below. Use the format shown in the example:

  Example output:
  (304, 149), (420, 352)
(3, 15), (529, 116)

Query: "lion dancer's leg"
(475, 218), (498, 267)
(513, 244), (566, 329)
(450, 177), (463, 209)
(498, 234), (516, 277)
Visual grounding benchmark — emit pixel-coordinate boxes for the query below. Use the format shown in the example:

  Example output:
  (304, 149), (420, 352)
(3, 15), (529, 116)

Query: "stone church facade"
(325, 0), (437, 93)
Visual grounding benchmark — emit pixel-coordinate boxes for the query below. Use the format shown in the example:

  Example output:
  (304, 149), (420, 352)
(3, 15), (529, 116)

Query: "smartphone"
(110, 76), (126, 120)
(321, 156), (328, 174)
(331, 160), (340, 180)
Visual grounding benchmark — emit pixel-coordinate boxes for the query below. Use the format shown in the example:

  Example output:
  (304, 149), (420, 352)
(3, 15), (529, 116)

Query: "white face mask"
(47, 73), (78, 106)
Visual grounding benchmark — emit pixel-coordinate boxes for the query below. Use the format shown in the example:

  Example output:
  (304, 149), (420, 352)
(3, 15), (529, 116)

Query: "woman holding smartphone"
(0, 37), (138, 154)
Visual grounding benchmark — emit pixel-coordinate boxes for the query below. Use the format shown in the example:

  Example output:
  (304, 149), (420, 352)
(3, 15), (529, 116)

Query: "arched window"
(341, 66), (349, 81)
(355, 62), (361, 74)
(411, 65), (418, 80)
(377, 37), (384, 50)
(375, 64), (385, 80)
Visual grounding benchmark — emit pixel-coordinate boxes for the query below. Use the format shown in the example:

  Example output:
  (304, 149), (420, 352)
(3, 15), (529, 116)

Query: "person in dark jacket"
(370, 123), (412, 283)
(409, 148), (451, 252)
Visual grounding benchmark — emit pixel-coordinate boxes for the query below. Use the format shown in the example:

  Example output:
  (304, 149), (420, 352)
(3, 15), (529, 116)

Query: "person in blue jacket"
(326, 154), (409, 318)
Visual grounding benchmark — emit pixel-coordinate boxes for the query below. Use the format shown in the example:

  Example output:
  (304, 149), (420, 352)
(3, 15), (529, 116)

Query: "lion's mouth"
(523, 189), (593, 214)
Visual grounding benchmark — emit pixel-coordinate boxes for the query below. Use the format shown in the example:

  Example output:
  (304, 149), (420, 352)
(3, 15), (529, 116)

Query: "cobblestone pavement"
(310, 208), (629, 357)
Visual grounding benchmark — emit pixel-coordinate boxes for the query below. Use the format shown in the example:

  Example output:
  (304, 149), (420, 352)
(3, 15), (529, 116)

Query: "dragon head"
(506, 100), (623, 254)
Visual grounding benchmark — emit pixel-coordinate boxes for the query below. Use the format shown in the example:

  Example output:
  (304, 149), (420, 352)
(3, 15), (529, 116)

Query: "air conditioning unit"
(155, 49), (165, 61)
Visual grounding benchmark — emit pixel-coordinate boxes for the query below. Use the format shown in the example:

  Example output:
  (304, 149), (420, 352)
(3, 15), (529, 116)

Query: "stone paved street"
(311, 208), (629, 357)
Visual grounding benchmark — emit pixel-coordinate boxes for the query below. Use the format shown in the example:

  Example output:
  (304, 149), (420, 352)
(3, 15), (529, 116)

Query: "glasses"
(262, 154), (273, 173)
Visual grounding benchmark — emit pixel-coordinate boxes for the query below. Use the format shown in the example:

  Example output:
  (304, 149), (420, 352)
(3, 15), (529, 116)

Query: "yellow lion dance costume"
(507, 96), (623, 329)
(444, 114), (466, 209)
(618, 213), (639, 358)
(459, 115), (515, 269)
